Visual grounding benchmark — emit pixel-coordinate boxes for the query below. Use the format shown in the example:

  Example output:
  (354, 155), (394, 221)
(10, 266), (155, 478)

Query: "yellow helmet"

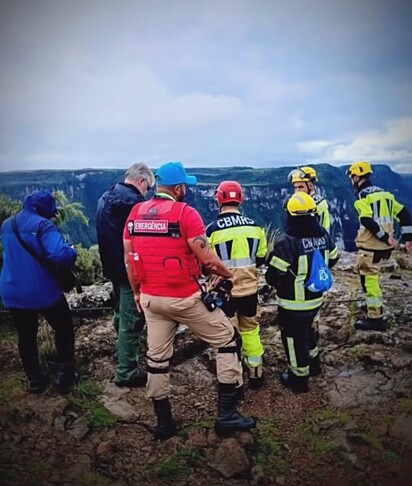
(286, 192), (317, 216)
(300, 166), (318, 182)
(288, 168), (311, 184)
(346, 161), (373, 177)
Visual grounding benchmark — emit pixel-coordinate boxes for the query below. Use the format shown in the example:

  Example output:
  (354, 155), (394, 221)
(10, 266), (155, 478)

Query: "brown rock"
(208, 438), (250, 479)
(187, 428), (208, 448)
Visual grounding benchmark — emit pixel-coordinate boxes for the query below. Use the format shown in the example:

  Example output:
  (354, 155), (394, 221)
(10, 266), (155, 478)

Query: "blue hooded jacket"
(0, 191), (77, 309)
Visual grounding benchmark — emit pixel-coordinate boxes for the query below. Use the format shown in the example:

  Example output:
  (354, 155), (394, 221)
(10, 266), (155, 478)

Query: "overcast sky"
(0, 0), (411, 173)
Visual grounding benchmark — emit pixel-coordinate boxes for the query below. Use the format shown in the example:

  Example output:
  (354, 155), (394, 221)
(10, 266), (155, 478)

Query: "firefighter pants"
(357, 249), (391, 319)
(140, 291), (243, 400)
(277, 307), (319, 378)
(222, 293), (264, 369)
(112, 284), (146, 382)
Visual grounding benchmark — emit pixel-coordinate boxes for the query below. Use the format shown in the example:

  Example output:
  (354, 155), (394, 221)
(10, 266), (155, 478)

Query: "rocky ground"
(1, 251), (412, 486)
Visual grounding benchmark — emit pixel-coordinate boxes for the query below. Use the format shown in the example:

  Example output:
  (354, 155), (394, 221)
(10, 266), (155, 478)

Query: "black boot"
(354, 317), (386, 332)
(280, 370), (309, 394)
(309, 355), (322, 377)
(153, 398), (177, 440)
(54, 362), (80, 394)
(27, 370), (49, 394)
(215, 383), (256, 436)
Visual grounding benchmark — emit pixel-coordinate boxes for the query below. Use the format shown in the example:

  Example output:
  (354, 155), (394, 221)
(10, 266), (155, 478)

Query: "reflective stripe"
(269, 255), (289, 272)
(376, 216), (392, 225)
(245, 356), (263, 368)
(217, 242), (229, 261)
(401, 225), (412, 235)
(324, 249), (330, 265)
(366, 296), (382, 307)
(289, 365), (310, 377)
(287, 337), (297, 368)
(376, 229), (385, 239)
(250, 238), (259, 259)
(372, 202), (379, 221)
(309, 347), (319, 358)
(294, 255), (307, 301)
(221, 257), (255, 267)
(278, 297), (323, 311)
(330, 247), (339, 259)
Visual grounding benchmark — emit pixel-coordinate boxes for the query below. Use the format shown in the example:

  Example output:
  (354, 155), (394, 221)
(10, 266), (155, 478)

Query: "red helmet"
(215, 181), (244, 205)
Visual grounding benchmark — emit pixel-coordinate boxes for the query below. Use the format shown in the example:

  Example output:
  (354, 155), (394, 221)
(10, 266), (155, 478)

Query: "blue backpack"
(305, 248), (333, 293)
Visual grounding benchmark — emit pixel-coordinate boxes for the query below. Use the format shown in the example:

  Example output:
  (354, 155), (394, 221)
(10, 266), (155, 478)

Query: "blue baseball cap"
(155, 161), (197, 186)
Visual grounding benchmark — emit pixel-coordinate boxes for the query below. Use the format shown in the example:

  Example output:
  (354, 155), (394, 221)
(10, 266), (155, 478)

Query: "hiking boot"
(114, 371), (147, 388)
(215, 383), (256, 436)
(279, 370), (309, 394)
(28, 371), (49, 394)
(153, 398), (177, 440)
(54, 362), (80, 394)
(354, 317), (386, 332)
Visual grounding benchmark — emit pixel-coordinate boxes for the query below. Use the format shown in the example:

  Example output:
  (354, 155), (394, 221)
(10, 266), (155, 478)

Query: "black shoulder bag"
(11, 216), (82, 294)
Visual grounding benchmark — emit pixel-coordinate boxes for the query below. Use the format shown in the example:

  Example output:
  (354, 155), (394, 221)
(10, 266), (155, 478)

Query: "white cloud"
(298, 118), (412, 166)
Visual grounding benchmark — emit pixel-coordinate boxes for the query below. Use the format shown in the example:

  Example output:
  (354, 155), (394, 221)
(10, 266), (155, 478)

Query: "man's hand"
(387, 235), (397, 248)
(405, 241), (412, 256)
(133, 291), (142, 313)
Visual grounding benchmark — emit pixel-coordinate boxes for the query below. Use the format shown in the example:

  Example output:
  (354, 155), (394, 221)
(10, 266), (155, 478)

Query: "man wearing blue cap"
(123, 162), (256, 440)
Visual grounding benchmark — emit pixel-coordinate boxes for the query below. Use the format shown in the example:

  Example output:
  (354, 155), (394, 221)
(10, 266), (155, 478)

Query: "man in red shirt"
(123, 161), (255, 440)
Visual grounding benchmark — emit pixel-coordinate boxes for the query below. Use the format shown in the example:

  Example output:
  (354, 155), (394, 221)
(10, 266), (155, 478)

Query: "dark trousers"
(277, 307), (319, 377)
(9, 296), (75, 379)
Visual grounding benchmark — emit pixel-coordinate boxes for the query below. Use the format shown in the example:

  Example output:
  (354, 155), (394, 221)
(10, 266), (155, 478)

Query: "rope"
(1, 291), (410, 316)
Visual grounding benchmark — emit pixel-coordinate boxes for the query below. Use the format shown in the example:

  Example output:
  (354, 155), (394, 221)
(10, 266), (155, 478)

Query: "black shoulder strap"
(11, 216), (48, 265)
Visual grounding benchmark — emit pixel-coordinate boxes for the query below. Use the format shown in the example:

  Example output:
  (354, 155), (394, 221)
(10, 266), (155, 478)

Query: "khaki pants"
(357, 250), (384, 319)
(140, 291), (242, 399)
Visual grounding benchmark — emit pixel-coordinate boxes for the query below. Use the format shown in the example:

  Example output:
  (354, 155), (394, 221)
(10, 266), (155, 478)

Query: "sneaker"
(114, 372), (147, 388)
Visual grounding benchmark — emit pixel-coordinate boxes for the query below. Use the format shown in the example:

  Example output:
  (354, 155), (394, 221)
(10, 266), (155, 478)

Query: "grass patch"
(384, 449), (401, 462)
(399, 398), (412, 414)
(253, 418), (290, 474)
(293, 406), (351, 456)
(68, 381), (116, 429)
(79, 471), (123, 486)
(0, 372), (25, 415)
(0, 320), (17, 343)
(147, 448), (203, 483)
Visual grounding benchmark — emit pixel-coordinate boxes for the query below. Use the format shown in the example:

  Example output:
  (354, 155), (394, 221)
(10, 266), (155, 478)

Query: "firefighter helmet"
(346, 161), (373, 177)
(300, 166), (318, 182)
(286, 192), (317, 216)
(215, 181), (244, 205)
(288, 168), (312, 184)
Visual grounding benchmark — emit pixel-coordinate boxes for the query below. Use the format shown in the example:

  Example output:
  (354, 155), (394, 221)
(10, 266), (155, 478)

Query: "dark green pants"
(112, 284), (145, 381)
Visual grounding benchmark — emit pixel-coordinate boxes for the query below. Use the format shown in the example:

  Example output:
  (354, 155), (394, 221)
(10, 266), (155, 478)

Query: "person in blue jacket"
(0, 190), (78, 394)
(96, 162), (154, 387)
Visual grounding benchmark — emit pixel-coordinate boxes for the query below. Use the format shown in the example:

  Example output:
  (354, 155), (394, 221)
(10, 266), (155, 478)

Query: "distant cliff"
(0, 164), (411, 250)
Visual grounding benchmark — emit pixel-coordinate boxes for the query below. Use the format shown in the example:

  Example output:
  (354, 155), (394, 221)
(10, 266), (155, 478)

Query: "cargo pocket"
(357, 250), (379, 276)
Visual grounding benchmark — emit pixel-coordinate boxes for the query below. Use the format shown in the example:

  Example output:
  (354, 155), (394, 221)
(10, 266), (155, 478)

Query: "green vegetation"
(0, 319), (17, 343)
(399, 398), (412, 414)
(253, 417), (290, 475)
(68, 381), (117, 429)
(74, 244), (103, 285)
(79, 471), (123, 486)
(0, 372), (25, 416)
(147, 448), (204, 483)
(294, 406), (350, 456)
